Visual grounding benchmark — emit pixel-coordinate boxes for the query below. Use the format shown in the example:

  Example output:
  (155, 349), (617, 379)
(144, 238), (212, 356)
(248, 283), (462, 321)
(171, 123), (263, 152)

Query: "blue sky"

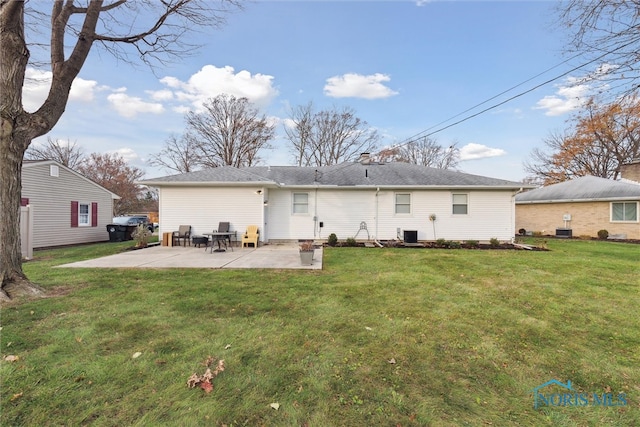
(25, 1), (598, 182)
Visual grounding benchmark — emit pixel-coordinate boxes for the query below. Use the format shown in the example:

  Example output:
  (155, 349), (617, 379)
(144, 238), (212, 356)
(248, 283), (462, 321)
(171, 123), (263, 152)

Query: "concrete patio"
(58, 242), (323, 270)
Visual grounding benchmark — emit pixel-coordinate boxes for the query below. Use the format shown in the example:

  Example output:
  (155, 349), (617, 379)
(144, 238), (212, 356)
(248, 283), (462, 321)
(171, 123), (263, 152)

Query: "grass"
(1, 239), (639, 426)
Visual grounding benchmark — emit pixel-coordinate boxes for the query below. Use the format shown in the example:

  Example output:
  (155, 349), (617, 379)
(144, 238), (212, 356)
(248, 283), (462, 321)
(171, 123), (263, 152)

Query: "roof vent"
(359, 152), (371, 165)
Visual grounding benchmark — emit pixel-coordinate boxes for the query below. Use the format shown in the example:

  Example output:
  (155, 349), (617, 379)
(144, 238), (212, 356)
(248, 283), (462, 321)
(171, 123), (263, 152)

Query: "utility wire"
(387, 39), (635, 151)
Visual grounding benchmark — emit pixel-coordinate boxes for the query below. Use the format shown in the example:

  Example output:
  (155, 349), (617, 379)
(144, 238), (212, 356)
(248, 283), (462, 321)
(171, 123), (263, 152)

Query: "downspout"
(374, 187), (381, 245)
(511, 187), (524, 243)
(314, 187), (319, 239)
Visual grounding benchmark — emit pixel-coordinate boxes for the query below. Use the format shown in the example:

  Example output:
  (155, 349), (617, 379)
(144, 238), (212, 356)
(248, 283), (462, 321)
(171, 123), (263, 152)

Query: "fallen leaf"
(365, 326), (373, 331)
(388, 358), (396, 364)
(270, 402), (280, 410)
(225, 344), (232, 350)
(187, 373), (200, 388)
(132, 352), (142, 359)
(10, 392), (23, 402)
(75, 337), (83, 343)
(4, 355), (19, 362)
(200, 380), (213, 393)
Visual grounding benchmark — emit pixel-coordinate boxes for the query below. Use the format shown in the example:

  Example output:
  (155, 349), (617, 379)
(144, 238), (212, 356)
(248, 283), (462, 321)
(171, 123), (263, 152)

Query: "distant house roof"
(139, 162), (529, 189)
(515, 175), (640, 204)
(23, 160), (121, 199)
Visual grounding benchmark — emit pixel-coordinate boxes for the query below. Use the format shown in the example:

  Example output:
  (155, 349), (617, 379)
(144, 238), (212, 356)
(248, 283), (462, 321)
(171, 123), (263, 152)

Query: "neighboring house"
(515, 168), (640, 239)
(21, 160), (120, 253)
(140, 154), (531, 244)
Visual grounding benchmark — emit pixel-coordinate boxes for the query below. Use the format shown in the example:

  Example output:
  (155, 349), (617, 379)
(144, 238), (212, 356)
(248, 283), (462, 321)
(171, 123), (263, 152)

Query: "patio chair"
(172, 225), (191, 247)
(241, 225), (259, 248)
(213, 221), (234, 251)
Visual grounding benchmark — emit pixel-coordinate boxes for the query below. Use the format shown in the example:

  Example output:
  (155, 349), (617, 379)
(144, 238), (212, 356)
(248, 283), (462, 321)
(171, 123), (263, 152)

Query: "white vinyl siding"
(395, 193), (411, 214)
(611, 202), (638, 222)
(452, 193), (468, 215)
(292, 192), (309, 214)
(158, 187), (264, 242)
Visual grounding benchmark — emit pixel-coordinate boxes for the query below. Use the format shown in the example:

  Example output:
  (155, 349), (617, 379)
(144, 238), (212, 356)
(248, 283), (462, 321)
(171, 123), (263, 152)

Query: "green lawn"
(1, 239), (638, 426)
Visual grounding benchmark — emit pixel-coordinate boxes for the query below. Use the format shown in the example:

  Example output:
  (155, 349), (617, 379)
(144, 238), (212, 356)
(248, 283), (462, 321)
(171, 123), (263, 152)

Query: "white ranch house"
(140, 155), (531, 245)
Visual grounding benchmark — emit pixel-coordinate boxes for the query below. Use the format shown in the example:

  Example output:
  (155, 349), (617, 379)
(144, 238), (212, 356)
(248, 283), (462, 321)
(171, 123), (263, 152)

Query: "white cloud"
(534, 81), (591, 116)
(158, 65), (279, 112)
(22, 67), (98, 112)
(324, 73), (398, 99)
(107, 92), (164, 118)
(459, 143), (506, 161)
(109, 147), (139, 162)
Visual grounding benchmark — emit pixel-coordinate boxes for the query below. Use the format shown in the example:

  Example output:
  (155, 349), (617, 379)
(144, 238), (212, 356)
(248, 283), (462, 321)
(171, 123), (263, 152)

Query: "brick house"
(515, 160), (640, 239)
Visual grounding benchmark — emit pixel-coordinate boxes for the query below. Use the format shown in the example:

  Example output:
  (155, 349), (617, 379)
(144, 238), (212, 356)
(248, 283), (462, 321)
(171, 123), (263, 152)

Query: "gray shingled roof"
(140, 162), (527, 188)
(515, 175), (640, 203)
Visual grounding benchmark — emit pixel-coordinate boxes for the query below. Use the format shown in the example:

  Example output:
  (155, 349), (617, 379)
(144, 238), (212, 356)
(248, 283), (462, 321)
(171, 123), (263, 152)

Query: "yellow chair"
(241, 225), (259, 248)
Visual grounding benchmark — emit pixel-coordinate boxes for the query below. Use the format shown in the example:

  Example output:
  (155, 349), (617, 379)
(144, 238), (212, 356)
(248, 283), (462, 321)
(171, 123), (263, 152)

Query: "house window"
(78, 203), (90, 226)
(71, 201), (98, 227)
(452, 193), (468, 215)
(611, 202), (638, 222)
(292, 192), (308, 214)
(50, 165), (59, 177)
(395, 193), (411, 214)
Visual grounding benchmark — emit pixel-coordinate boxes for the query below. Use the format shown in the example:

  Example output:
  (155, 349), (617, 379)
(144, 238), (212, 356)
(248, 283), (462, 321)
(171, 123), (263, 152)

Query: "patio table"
(204, 232), (235, 253)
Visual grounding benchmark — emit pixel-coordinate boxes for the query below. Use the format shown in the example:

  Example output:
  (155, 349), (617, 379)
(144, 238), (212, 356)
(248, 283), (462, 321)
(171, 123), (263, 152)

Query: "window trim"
(452, 193), (469, 215)
(395, 192), (411, 215)
(78, 202), (90, 227)
(292, 192), (309, 215)
(610, 201), (638, 222)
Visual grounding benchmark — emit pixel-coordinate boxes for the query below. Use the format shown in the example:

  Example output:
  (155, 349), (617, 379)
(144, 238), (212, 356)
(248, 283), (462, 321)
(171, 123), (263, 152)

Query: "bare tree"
(557, 1), (640, 101)
(399, 137), (460, 169)
(25, 137), (85, 169)
(185, 94), (274, 168)
(0, 1), (241, 299)
(77, 153), (146, 216)
(372, 138), (459, 169)
(285, 103), (380, 166)
(524, 98), (640, 184)
(147, 134), (201, 174)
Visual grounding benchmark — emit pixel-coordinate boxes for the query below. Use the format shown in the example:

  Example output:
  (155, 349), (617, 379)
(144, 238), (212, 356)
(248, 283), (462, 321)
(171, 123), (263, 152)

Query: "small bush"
(345, 237), (357, 247)
(327, 233), (338, 247)
(435, 238), (446, 247)
(489, 237), (500, 247)
(465, 240), (479, 248)
(532, 231), (543, 237)
(132, 224), (151, 248)
(447, 241), (462, 249)
(597, 229), (609, 240)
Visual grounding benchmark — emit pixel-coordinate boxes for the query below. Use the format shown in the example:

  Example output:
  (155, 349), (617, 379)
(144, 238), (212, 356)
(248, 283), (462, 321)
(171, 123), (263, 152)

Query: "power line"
(388, 39), (635, 151)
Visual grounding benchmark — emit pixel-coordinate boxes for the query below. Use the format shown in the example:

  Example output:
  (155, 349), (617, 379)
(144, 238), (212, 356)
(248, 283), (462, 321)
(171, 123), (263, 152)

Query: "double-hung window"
(78, 203), (90, 226)
(293, 192), (309, 214)
(395, 193), (411, 214)
(452, 193), (468, 215)
(611, 202), (638, 222)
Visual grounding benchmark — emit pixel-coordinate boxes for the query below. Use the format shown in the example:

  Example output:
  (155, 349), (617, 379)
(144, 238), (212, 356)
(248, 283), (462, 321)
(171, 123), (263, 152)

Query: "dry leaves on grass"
(187, 357), (225, 394)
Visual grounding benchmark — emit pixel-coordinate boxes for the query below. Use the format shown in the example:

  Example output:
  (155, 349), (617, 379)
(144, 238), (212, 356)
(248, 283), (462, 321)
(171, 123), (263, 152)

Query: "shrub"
(489, 237), (500, 247)
(597, 229), (609, 240)
(435, 238), (446, 247)
(345, 237), (357, 247)
(532, 231), (543, 237)
(132, 224), (151, 248)
(465, 240), (479, 248)
(447, 241), (462, 249)
(327, 233), (338, 247)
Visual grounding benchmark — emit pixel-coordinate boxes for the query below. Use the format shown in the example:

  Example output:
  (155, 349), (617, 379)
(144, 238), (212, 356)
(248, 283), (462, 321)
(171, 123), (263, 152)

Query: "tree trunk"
(0, 130), (44, 301)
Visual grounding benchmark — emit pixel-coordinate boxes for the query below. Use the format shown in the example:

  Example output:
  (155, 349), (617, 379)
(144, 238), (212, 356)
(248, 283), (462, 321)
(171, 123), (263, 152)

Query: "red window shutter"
(71, 201), (79, 227)
(91, 202), (98, 227)
(21, 198), (29, 206)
